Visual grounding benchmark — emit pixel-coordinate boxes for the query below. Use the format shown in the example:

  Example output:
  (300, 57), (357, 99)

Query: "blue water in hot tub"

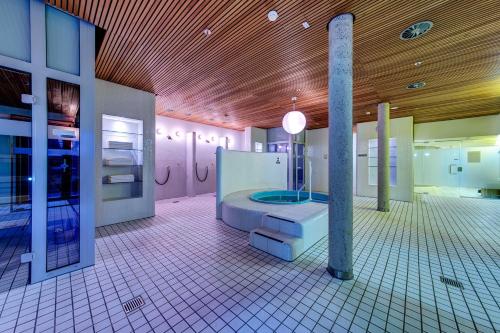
(249, 190), (328, 204)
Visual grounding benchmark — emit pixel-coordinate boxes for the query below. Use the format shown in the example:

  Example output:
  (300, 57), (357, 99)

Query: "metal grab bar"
(297, 184), (306, 202)
(195, 162), (208, 182)
(155, 166), (171, 185)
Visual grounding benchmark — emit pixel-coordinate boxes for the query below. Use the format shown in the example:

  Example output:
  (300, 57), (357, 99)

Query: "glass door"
(414, 140), (463, 197)
(0, 66), (32, 291)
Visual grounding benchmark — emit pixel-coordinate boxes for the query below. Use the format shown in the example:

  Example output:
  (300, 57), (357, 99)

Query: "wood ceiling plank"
(47, 0), (500, 130)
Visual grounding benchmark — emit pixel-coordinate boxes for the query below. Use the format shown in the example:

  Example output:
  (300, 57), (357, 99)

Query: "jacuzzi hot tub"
(249, 190), (328, 204)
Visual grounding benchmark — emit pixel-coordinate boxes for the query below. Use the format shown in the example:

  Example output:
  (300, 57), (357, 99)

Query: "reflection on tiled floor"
(0, 194), (499, 332)
(0, 205), (30, 294)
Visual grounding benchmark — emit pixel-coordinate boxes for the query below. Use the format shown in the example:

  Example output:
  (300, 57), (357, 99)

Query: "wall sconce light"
(198, 134), (202, 140)
(156, 128), (164, 136)
(211, 136), (215, 142)
(175, 131), (181, 137)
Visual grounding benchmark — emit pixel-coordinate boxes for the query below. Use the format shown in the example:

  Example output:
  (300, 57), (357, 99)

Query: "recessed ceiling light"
(302, 21), (310, 29)
(202, 28), (212, 37)
(407, 81), (426, 89)
(267, 10), (278, 22)
(390, 106), (399, 110)
(414, 60), (423, 67)
(400, 21), (433, 40)
(365, 111), (371, 115)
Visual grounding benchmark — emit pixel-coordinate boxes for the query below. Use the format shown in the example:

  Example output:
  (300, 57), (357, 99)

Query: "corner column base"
(327, 266), (354, 280)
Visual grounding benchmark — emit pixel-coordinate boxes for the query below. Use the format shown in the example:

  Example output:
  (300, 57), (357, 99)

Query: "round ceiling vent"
(400, 21), (433, 40)
(407, 81), (426, 89)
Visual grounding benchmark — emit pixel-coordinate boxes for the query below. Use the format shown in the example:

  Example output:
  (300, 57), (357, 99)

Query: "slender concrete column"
(377, 103), (390, 212)
(327, 13), (354, 280)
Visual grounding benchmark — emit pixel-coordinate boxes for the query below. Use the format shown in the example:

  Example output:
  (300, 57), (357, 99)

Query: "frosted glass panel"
(46, 6), (80, 75)
(368, 138), (397, 186)
(0, 0), (30, 61)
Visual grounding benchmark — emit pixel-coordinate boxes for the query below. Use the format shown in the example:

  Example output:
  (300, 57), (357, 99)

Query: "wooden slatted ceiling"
(47, 0), (500, 130)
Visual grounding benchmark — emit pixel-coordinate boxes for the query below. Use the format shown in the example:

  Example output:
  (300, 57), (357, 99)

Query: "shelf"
(103, 194), (142, 202)
(102, 180), (143, 185)
(102, 147), (143, 151)
(102, 129), (143, 136)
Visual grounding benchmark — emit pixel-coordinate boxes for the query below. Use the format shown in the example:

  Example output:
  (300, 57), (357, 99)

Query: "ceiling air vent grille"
(400, 21), (433, 40)
(407, 81), (426, 89)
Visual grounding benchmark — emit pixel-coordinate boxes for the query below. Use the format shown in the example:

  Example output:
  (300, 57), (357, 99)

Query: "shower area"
(414, 136), (500, 198)
(154, 116), (241, 201)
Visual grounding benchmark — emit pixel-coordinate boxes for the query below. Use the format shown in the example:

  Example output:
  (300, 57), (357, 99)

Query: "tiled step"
(249, 227), (304, 261)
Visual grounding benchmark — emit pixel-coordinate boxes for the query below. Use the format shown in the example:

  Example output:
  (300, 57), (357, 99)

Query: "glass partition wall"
(0, 67), (32, 292)
(0, 0), (95, 285)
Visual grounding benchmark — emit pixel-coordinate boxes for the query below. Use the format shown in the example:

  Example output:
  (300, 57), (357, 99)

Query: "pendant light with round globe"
(282, 97), (306, 134)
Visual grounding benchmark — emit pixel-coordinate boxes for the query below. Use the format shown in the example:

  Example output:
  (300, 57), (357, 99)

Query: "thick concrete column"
(327, 13), (354, 280)
(377, 103), (390, 212)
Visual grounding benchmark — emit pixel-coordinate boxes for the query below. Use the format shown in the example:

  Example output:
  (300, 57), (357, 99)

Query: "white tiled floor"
(0, 194), (499, 332)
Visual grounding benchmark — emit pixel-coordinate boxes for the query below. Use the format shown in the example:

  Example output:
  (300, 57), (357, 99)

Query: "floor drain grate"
(122, 296), (145, 314)
(440, 276), (464, 289)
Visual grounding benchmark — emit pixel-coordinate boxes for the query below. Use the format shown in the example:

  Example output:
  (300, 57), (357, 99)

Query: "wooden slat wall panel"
(47, 0), (500, 130)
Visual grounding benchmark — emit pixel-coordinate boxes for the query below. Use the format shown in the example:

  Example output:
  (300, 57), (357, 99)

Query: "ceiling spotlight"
(302, 21), (310, 29)
(407, 81), (426, 89)
(390, 106), (399, 110)
(267, 10), (279, 22)
(414, 60), (423, 67)
(365, 111), (371, 115)
(202, 28), (212, 37)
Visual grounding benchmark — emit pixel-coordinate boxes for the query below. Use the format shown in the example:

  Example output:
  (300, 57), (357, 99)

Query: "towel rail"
(155, 166), (171, 185)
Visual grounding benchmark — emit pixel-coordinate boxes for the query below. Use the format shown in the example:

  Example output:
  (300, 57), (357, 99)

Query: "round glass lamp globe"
(282, 111), (306, 134)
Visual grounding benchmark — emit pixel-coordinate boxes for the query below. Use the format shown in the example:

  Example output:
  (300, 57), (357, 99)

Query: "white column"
(377, 102), (390, 212)
(327, 13), (354, 280)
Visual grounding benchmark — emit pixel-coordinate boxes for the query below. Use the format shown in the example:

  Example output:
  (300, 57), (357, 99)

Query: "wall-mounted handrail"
(195, 162), (208, 182)
(155, 166), (171, 185)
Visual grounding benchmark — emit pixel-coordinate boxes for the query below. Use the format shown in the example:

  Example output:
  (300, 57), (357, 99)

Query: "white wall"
(216, 148), (288, 219)
(155, 116), (244, 200)
(414, 114), (499, 140)
(305, 128), (357, 194)
(356, 117), (414, 202)
(96, 79), (155, 226)
(244, 127), (267, 152)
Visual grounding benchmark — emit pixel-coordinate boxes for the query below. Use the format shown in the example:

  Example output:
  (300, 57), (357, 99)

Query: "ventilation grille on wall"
(440, 276), (464, 289)
(400, 21), (433, 40)
(122, 296), (145, 314)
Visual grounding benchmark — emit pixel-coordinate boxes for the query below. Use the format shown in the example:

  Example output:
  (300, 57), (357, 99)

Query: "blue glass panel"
(0, 0), (30, 62)
(46, 79), (80, 271)
(46, 6), (80, 75)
